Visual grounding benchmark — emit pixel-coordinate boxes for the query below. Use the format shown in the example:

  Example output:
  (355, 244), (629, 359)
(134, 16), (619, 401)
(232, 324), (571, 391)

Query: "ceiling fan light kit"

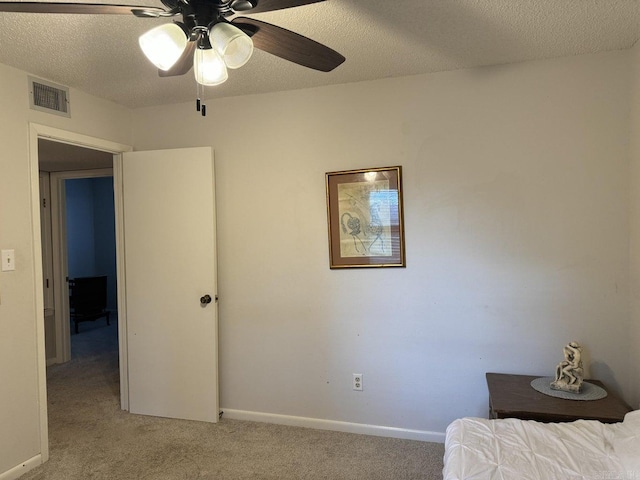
(0, 0), (346, 116)
(140, 21), (254, 83)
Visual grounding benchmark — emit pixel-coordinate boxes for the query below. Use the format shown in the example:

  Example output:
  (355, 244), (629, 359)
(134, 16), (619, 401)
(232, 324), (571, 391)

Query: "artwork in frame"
(325, 166), (406, 268)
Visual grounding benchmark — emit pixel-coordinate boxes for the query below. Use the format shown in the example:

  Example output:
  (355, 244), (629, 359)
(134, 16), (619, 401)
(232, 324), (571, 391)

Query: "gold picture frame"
(326, 166), (406, 268)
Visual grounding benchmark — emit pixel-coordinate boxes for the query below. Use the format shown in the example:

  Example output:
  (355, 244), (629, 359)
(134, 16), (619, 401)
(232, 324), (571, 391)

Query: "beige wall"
(0, 62), (132, 475)
(132, 49), (633, 433)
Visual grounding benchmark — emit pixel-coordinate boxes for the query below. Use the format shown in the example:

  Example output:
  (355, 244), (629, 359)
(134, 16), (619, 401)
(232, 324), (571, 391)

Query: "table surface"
(486, 372), (633, 423)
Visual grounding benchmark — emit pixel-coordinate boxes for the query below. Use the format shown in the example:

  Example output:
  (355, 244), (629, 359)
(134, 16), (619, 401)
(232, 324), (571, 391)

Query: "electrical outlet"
(353, 373), (363, 391)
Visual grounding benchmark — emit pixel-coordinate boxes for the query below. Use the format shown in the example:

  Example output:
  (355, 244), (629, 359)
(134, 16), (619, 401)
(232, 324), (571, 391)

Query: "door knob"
(200, 294), (212, 305)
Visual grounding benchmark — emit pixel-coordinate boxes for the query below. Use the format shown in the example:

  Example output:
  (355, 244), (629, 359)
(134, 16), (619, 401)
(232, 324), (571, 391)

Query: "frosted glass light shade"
(194, 47), (228, 86)
(139, 23), (188, 71)
(210, 23), (253, 69)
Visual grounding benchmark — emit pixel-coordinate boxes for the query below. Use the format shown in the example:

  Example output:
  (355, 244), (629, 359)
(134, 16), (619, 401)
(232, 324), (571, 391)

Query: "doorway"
(65, 176), (117, 348)
(39, 139), (116, 364)
(29, 125), (133, 465)
(30, 124), (220, 463)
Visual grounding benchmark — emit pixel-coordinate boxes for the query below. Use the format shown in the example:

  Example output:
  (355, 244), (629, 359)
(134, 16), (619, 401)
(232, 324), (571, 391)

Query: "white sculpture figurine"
(550, 341), (584, 393)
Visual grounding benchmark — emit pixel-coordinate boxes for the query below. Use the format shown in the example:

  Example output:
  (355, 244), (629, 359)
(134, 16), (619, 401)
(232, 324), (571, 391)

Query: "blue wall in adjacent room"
(65, 177), (117, 311)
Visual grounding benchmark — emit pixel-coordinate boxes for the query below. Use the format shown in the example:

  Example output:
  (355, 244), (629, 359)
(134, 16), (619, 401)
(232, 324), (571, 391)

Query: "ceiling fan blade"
(0, 1), (167, 16)
(232, 17), (344, 72)
(240, 0), (324, 14)
(158, 41), (196, 77)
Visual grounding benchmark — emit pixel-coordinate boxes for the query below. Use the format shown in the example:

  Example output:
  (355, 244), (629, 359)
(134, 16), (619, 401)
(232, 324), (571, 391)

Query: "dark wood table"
(486, 372), (632, 423)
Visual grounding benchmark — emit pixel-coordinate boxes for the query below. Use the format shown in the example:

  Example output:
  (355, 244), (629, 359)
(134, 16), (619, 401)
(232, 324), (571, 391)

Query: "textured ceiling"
(1, 0), (640, 109)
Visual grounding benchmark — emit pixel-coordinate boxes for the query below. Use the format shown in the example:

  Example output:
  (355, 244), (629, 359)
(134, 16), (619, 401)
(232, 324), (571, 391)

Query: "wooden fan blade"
(158, 41), (196, 77)
(232, 17), (344, 72)
(0, 1), (167, 16)
(243, 0), (324, 14)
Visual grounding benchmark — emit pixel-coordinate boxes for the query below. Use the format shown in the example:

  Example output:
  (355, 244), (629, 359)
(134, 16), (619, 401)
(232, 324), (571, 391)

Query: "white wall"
(0, 62), (132, 476)
(132, 50), (632, 435)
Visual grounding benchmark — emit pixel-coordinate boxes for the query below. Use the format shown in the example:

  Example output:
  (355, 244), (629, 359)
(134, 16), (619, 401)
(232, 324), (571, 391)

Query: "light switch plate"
(2, 250), (15, 271)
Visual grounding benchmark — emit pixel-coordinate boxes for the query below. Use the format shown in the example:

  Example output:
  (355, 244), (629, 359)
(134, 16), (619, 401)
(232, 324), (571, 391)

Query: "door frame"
(49, 167), (114, 366)
(29, 123), (132, 460)
(39, 171), (56, 365)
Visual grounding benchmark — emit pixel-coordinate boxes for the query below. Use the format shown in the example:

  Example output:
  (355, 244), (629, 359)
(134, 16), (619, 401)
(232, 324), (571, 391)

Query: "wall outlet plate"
(353, 373), (363, 391)
(1, 250), (15, 272)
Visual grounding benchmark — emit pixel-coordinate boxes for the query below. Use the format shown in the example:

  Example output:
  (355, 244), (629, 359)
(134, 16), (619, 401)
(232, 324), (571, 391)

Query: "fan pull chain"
(202, 84), (207, 117)
(195, 82), (207, 117)
(196, 81), (201, 113)
(195, 83), (207, 117)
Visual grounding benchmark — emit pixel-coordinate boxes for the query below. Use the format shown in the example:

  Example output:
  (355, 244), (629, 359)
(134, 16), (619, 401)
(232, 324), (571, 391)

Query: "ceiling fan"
(0, 0), (345, 114)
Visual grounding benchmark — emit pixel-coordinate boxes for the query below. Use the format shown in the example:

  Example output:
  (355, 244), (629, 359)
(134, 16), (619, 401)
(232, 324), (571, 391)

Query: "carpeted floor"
(21, 319), (445, 479)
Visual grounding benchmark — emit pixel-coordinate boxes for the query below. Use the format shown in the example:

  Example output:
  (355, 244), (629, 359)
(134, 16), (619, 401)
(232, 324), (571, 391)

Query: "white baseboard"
(222, 409), (445, 443)
(0, 454), (42, 480)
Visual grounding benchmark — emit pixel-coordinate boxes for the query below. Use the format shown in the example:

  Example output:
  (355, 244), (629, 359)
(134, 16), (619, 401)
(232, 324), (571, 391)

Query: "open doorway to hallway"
(38, 139), (117, 364)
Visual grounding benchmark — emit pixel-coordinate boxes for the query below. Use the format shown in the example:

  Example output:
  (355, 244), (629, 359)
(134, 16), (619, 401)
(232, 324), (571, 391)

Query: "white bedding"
(443, 410), (640, 480)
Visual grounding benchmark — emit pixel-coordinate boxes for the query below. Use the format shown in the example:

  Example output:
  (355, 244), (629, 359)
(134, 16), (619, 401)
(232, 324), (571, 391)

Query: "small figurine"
(550, 341), (584, 393)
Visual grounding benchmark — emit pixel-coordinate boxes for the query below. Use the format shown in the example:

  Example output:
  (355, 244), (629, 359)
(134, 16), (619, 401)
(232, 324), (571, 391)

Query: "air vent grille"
(28, 77), (71, 117)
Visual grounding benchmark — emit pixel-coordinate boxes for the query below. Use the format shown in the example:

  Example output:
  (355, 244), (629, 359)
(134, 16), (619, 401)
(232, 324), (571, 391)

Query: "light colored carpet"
(21, 319), (445, 479)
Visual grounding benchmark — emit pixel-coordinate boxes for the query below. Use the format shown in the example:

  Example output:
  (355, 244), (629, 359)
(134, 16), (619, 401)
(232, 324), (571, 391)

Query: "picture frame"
(325, 166), (406, 268)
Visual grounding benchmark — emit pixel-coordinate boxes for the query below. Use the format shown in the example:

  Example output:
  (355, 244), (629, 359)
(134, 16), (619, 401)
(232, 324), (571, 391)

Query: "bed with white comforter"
(443, 410), (639, 480)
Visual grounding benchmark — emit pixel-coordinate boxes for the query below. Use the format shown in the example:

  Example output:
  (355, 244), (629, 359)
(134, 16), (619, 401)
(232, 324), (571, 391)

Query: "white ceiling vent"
(28, 76), (70, 117)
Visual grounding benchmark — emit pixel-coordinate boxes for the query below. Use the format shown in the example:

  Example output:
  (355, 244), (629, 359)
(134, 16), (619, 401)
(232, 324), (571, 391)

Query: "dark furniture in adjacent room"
(69, 275), (110, 334)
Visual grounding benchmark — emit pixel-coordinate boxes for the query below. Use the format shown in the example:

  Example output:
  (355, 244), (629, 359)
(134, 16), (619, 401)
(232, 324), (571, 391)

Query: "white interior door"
(122, 147), (218, 423)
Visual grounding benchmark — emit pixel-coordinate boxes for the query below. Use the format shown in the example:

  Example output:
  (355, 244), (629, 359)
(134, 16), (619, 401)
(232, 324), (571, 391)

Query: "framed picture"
(325, 166), (406, 268)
